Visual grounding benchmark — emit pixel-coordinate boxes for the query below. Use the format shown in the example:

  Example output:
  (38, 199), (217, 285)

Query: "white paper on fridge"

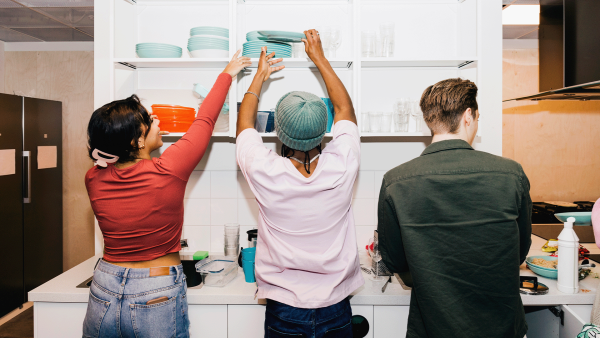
(37, 146), (57, 169)
(0, 149), (16, 176)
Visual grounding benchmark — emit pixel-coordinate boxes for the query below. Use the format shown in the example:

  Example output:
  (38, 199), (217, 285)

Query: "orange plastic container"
(151, 104), (196, 132)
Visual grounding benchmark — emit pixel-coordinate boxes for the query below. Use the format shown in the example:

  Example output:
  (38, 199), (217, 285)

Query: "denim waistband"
(96, 259), (184, 279)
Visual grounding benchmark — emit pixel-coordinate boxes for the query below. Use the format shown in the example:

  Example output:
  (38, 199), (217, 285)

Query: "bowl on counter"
(526, 256), (557, 279)
(555, 212), (592, 226)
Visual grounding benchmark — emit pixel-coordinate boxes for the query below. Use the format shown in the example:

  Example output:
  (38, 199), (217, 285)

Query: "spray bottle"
(557, 217), (579, 294)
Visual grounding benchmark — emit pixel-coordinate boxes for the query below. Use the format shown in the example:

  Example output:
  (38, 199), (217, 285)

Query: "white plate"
(190, 49), (230, 58)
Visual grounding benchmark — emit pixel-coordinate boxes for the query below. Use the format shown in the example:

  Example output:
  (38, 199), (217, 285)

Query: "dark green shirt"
(377, 139), (532, 338)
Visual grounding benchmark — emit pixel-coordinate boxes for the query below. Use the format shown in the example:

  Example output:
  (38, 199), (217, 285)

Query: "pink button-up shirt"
(236, 121), (364, 308)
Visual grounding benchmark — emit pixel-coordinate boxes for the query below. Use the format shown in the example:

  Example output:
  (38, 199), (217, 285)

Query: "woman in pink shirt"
(236, 30), (364, 337)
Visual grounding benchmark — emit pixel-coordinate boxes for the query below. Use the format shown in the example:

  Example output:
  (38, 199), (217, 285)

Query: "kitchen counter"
(29, 235), (600, 306)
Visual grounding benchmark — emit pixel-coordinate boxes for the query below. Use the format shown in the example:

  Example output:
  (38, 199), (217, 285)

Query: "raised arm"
(302, 29), (356, 125)
(236, 47), (285, 137)
(158, 51), (251, 179)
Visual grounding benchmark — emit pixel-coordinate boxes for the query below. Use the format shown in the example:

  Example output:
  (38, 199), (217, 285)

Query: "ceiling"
(503, 0), (539, 40)
(0, 0), (93, 42)
(0, 0), (536, 42)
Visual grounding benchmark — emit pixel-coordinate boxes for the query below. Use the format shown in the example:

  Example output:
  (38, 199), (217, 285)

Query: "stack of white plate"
(188, 26), (229, 58)
(242, 41), (292, 58)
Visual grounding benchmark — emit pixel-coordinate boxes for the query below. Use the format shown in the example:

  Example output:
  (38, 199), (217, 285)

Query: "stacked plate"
(246, 31), (262, 41)
(242, 40), (292, 58)
(188, 26), (229, 58)
(136, 43), (182, 58)
(257, 30), (306, 43)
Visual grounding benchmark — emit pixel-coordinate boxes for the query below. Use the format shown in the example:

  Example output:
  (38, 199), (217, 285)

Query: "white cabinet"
(97, 0), (498, 140)
(228, 304), (266, 338)
(373, 306), (409, 338)
(560, 305), (592, 338)
(33, 302), (87, 338)
(189, 304), (228, 338)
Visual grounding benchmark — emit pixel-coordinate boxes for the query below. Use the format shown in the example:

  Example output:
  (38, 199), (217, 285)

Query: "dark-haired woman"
(82, 51), (250, 338)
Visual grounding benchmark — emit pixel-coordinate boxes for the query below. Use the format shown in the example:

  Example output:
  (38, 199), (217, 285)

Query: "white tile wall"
(155, 140), (419, 255)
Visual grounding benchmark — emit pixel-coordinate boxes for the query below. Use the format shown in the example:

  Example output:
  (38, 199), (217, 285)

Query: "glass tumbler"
(410, 101), (423, 132)
(381, 112), (392, 132)
(379, 22), (395, 57)
(369, 112), (383, 133)
(361, 112), (371, 132)
(393, 99), (409, 132)
(361, 30), (376, 57)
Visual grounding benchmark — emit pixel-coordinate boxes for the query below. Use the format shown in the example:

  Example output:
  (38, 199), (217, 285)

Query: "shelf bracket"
(458, 61), (474, 68)
(123, 0), (136, 4)
(118, 62), (137, 70)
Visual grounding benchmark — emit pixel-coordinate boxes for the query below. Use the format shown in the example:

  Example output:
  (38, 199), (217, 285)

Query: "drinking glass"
(381, 112), (392, 132)
(410, 100), (423, 132)
(393, 98), (409, 132)
(329, 26), (342, 58)
(318, 26), (332, 57)
(361, 30), (376, 57)
(369, 112), (383, 132)
(361, 112), (370, 132)
(379, 22), (395, 57)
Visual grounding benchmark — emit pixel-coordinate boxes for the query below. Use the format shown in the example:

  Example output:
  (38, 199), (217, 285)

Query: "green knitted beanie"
(275, 91), (328, 152)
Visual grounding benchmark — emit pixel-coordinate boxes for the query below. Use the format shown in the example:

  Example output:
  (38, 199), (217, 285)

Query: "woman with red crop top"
(82, 52), (252, 338)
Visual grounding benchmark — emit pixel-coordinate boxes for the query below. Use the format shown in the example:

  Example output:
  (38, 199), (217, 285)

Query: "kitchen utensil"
(381, 276), (392, 293)
(195, 257), (238, 287)
(555, 212), (592, 226)
(519, 276), (549, 295)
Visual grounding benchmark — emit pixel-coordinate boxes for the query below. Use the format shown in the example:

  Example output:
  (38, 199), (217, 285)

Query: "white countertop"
(29, 235), (600, 306)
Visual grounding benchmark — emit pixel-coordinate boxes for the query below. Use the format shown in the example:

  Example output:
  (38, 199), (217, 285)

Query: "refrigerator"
(0, 93), (63, 318)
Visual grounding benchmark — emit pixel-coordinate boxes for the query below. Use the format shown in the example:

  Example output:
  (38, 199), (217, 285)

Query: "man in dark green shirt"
(377, 78), (532, 338)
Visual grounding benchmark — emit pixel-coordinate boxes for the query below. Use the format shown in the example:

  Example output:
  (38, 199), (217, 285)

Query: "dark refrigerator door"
(23, 97), (63, 297)
(0, 93), (24, 317)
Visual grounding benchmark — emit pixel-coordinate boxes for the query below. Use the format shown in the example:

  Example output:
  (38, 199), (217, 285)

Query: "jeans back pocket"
(130, 296), (177, 338)
(323, 321), (352, 338)
(82, 291), (110, 338)
(267, 326), (305, 338)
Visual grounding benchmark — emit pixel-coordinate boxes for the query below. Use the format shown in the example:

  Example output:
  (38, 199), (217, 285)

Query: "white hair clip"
(92, 149), (119, 168)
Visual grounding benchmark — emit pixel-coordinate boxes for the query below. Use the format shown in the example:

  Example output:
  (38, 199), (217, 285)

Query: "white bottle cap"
(565, 217), (576, 229)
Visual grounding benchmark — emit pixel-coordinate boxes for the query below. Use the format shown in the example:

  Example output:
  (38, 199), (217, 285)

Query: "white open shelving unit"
(97, 0), (490, 139)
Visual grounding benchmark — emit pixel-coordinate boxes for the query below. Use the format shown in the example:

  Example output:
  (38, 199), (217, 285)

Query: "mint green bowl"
(526, 256), (558, 279)
(136, 50), (182, 58)
(555, 212), (592, 226)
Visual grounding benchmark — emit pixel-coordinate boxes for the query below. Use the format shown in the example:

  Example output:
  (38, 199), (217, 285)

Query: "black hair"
(87, 95), (152, 165)
(281, 144), (322, 174)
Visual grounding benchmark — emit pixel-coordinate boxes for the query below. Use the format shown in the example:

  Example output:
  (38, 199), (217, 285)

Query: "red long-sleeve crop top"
(85, 73), (232, 262)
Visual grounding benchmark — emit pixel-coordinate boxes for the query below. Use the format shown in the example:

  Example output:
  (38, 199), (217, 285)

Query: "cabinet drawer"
(189, 305), (227, 338)
(373, 306), (409, 338)
(560, 305), (592, 338)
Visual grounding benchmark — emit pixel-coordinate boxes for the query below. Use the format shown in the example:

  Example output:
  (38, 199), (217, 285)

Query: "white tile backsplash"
(237, 171), (255, 199)
(353, 171), (375, 199)
(182, 225), (211, 252)
(211, 171), (238, 199)
(183, 199), (211, 226)
(352, 199), (376, 226)
(210, 225), (225, 253)
(185, 171), (211, 199)
(238, 198), (259, 226)
(374, 171), (386, 198)
(210, 199), (238, 225)
(195, 141), (238, 171)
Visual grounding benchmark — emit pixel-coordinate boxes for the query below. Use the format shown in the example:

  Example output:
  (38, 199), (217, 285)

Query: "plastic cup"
(242, 247), (256, 261)
(242, 259), (256, 283)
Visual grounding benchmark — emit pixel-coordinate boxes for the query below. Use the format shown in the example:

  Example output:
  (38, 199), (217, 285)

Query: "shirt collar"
(421, 139), (474, 156)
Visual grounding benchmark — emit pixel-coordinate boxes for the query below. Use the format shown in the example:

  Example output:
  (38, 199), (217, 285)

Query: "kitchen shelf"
(238, 0), (350, 4)
(134, 0), (228, 4)
(114, 58), (231, 69)
(246, 58), (353, 69)
(360, 132), (432, 137)
(163, 131), (230, 137)
(361, 58), (477, 68)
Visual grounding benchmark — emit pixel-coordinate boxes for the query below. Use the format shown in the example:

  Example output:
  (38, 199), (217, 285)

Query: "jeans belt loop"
(175, 266), (181, 283)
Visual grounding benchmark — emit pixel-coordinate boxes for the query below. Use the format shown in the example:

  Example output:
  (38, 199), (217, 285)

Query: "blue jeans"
(82, 260), (189, 338)
(264, 298), (353, 338)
